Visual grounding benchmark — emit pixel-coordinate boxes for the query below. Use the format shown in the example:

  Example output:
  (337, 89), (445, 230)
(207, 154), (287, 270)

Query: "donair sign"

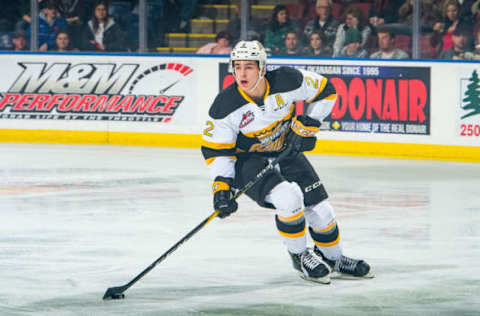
(219, 63), (430, 135)
(0, 56), (196, 124)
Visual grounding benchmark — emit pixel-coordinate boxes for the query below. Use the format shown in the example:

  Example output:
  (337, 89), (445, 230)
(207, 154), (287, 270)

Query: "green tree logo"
(461, 70), (480, 119)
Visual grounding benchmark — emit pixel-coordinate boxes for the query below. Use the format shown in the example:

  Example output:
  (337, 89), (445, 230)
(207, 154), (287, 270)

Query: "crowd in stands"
(251, 0), (480, 60)
(0, 0), (128, 52)
(196, 30), (232, 54)
(1, 0), (480, 60)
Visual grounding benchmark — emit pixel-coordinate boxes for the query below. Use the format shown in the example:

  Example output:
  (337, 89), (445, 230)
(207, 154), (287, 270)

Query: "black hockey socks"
(275, 213), (306, 239)
(308, 221), (340, 248)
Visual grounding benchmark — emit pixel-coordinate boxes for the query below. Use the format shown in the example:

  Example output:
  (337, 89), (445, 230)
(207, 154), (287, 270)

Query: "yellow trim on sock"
(278, 226), (306, 238)
(313, 232), (341, 247)
(312, 220), (337, 233)
(277, 208), (304, 222)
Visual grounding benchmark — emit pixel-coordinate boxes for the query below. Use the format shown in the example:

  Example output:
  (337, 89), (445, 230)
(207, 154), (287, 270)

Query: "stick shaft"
(104, 147), (292, 297)
(120, 210), (219, 292)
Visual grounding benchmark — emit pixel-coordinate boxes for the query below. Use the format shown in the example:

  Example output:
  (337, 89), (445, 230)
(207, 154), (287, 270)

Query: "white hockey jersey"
(201, 66), (337, 180)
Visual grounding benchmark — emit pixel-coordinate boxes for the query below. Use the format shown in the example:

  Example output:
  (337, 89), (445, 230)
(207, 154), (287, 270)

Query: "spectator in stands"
(303, 0), (340, 51)
(454, 0), (476, 21)
(394, 0), (442, 36)
(0, 0), (29, 32)
(11, 30), (27, 51)
(81, 0), (127, 52)
(370, 28), (409, 59)
(277, 30), (303, 56)
(368, 0), (401, 31)
(226, 0), (265, 44)
(332, 5), (371, 57)
(51, 29), (78, 51)
(438, 26), (473, 59)
(464, 27), (480, 59)
(120, 2), (143, 50)
(264, 4), (300, 55)
(52, 0), (96, 47)
(52, 0), (94, 25)
(471, 0), (480, 17)
(337, 28), (368, 58)
(398, 0), (441, 29)
(332, 0), (359, 3)
(431, 0), (473, 54)
(26, 0), (68, 51)
(196, 30), (232, 54)
(302, 30), (332, 57)
(17, 0), (45, 31)
(162, 0), (199, 33)
(179, 0), (199, 32)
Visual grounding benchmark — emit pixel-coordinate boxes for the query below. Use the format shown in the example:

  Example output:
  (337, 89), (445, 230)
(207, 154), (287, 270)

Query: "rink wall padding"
(0, 52), (479, 162)
(315, 140), (480, 163)
(0, 129), (201, 148)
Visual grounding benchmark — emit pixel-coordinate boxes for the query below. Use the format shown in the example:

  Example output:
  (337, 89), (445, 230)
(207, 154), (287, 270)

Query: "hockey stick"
(102, 146), (293, 300)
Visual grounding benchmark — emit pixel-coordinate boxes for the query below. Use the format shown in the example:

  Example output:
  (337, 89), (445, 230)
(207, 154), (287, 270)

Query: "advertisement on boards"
(219, 62), (430, 135)
(0, 57), (197, 125)
(458, 68), (480, 137)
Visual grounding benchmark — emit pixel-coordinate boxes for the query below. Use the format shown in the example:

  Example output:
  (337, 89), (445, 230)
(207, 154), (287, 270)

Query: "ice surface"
(0, 143), (479, 315)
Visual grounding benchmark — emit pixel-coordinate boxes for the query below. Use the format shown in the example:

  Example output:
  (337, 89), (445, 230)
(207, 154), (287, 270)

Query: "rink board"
(0, 52), (479, 162)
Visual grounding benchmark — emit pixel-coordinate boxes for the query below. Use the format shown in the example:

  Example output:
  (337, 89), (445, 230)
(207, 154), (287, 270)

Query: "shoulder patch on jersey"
(209, 84), (249, 119)
(267, 67), (303, 94)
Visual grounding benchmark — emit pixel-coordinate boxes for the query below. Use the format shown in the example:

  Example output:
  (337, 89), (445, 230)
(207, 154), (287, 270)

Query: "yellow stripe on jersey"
(205, 156), (237, 165)
(277, 208), (304, 222)
(324, 93), (337, 100)
(291, 117), (320, 137)
(243, 105), (295, 137)
(201, 139), (236, 150)
(306, 77), (327, 104)
(237, 79), (270, 105)
(312, 232), (341, 247)
(237, 85), (254, 104)
(278, 226), (306, 238)
(265, 79), (270, 100)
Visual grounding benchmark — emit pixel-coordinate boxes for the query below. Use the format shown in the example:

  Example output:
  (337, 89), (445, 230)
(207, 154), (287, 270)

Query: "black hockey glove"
(285, 115), (321, 155)
(212, 176), (238, 219)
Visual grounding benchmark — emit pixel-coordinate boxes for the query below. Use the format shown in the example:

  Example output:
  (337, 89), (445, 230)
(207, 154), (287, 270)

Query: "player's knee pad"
(304, 200), (336, 229)
(270, 182), (306, 240)
(266, 181), (304, 218)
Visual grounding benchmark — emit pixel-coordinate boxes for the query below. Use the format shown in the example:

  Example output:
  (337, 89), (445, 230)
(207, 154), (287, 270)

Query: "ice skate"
(289, 249), (331, 284)
(314, 246), (374, 279)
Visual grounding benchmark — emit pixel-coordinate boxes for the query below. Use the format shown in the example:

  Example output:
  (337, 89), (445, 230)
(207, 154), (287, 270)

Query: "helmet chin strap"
(233, 68), (266, 94)
(247, 69), (266, 93)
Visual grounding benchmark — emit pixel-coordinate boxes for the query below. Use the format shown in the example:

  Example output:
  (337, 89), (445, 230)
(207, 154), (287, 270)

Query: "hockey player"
(201, 40), (373, 283)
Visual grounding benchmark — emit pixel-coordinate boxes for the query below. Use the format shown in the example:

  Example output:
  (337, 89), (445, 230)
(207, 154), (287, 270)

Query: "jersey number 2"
(203, 121), (214, 137)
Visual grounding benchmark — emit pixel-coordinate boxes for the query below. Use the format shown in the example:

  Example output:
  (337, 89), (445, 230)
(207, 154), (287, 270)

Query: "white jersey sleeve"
(296, 69), (337, 123)
(201, 111), (238, 181)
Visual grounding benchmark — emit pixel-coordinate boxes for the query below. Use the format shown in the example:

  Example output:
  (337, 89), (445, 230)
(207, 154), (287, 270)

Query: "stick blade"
(103, 286), (127, 300)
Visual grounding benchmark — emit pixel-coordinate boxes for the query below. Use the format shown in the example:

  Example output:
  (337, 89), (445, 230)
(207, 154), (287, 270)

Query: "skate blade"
(298, 272), (331, 284)
(330, 270), (375, 280)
